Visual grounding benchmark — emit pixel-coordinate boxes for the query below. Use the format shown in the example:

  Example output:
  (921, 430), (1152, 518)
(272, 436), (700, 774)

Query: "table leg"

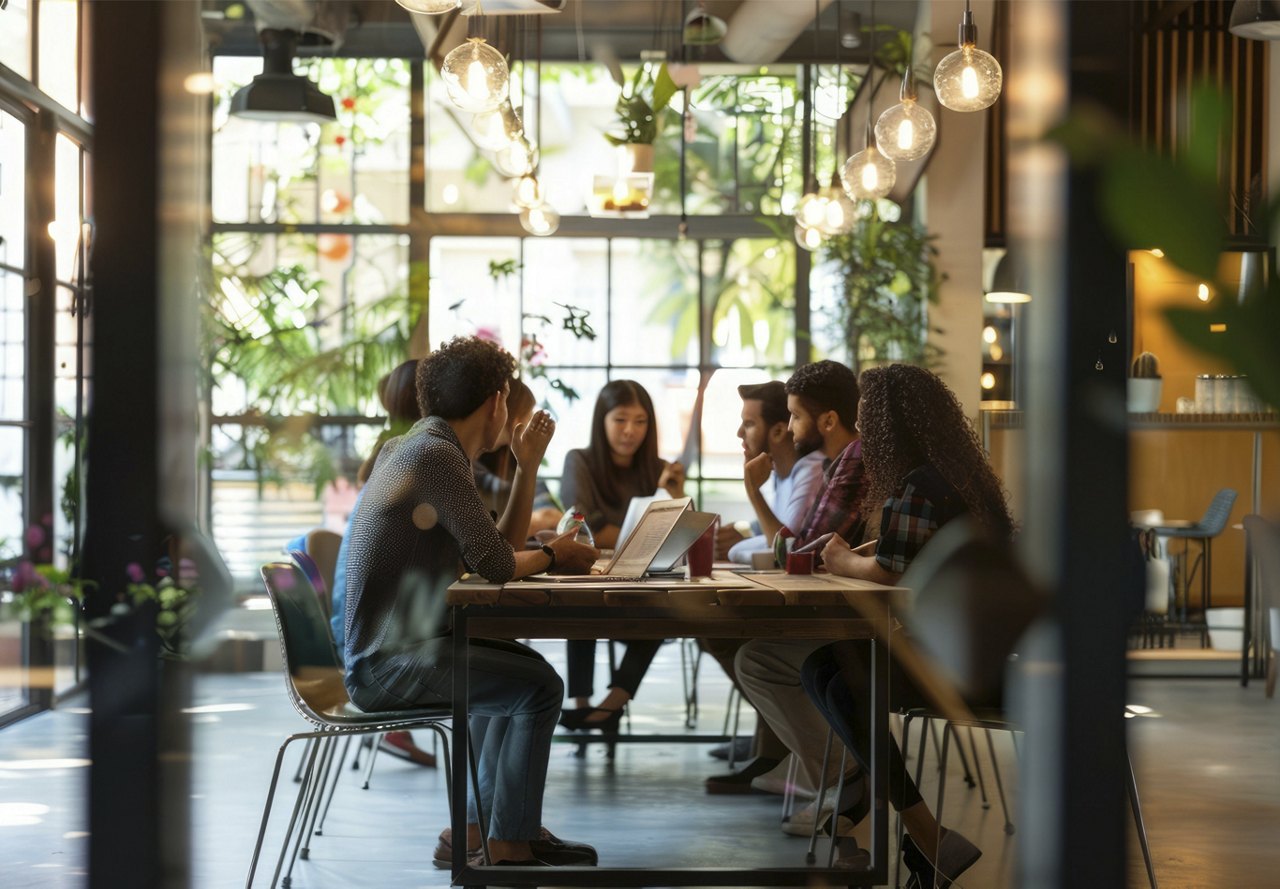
(870, 632), (889, 884)
(450, 609), (473, 884)
(1243, 533), (1253, 687)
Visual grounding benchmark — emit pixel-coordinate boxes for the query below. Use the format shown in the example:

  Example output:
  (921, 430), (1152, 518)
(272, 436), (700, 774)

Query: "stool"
(1150, 489), (1236, 640)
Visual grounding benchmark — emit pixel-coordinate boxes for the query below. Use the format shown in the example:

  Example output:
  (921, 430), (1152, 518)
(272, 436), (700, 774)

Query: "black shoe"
(704, 756), (781, 795)
(900, 831), (982, 889)
(708, 736), (754, 761)
(559, 707), (624, 733)
(531, 828), (598, 866)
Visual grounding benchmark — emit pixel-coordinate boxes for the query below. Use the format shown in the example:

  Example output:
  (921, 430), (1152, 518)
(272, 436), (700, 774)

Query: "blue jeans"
(347, 637), (563, 841)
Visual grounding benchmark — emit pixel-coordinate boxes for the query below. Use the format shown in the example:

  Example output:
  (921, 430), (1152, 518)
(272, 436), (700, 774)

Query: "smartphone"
(793, 532), (835, 555)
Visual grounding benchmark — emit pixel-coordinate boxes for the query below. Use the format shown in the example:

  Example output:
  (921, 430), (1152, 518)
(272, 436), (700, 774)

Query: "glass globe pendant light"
(493, 134), (537, 177)
(934, 0), (1002, 112)
(442, 37), (510, 114)
(842, 115), (896, 201)
(512, 174), (543, 209)
(394, 0), (461, 13)
(796, 190), (831, 231)
(875, 62), (936, 161)
(794, 221), (825, 252)
(471, 101), (520, 151)
(520, 202), (560, 236)
(818, 183), (856, 235)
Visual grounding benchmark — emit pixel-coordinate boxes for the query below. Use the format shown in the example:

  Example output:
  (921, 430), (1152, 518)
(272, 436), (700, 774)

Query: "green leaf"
(652, 64), (679, 116)
(1100, 146), (1225, 284)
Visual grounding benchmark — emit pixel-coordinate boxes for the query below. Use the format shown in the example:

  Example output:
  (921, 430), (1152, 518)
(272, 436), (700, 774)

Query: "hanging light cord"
(864, 0), (876, 149)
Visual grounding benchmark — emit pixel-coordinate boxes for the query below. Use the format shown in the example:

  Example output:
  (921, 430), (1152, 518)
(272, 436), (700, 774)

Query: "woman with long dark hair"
(811, 365), (1014, 883)
(558, 380), (685, 729)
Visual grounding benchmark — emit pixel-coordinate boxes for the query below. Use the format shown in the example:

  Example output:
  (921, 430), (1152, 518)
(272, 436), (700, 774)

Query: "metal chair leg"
(292, 738), (312, 783)
(895, 716), (914, 889)
(727, 690), (743, 770)
(1126, 747), (1159, 889)
(781, 753), (801, 822)
(270, 736), (322, 889)
(361, 733), (382, 789)
(826, 744), (851, 868)
(965, 727), (989, 808)
(246, 736), (301, 889)
(284, 737), (333, 884)
(931, 727), (953, 889)
(805, 728), (836, 862)
(298, 736), (338, 859)
(985, 729), (1015, 836)
(949, 723), (976, 788)
(314, 735), (351, 837)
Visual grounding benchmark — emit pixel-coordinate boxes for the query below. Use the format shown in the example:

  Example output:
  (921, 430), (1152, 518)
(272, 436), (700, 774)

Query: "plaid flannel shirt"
(795, 439), (871, 548)
(874, 464), (965, 574)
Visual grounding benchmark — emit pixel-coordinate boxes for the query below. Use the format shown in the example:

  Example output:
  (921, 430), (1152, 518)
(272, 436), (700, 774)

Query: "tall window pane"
(0, 110), (25, 269)
(427, 236), (522, 352)
(212, 57), (411, 225)
(0, 0), (30, 78)
(53, 134), (83, 283)
(610, 239), (699, 367)
(37, 0), (79, 112)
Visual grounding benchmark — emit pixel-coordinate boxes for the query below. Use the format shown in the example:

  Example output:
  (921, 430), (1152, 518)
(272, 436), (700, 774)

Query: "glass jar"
(1194, 375), (1214, 413)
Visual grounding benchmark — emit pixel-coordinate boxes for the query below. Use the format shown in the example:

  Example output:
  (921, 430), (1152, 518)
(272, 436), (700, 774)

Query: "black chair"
(248, 561), (461, 888)
(1150, 488), (1237, 636)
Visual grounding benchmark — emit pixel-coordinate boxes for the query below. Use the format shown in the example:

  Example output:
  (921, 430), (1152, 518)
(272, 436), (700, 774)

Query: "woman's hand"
(511, 410), (555, 471)
(820, 532), (856, 575)
(658, 461), (687, 498)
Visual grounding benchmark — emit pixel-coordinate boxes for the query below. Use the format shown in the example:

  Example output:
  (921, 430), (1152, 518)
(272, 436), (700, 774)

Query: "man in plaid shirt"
(710, 361), (873, 806)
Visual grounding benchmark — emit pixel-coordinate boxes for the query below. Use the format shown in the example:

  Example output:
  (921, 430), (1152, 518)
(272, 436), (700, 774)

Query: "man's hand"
(658, 461), (686, 498)
(548, 529), (600, 575)
(511, 409), (555, 470)
(744, 452), (773, 491)
(715, 522), (745, 559)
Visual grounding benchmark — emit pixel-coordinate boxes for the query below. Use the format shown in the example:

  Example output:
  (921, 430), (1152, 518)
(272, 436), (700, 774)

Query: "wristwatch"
(540, 542), (557, 572)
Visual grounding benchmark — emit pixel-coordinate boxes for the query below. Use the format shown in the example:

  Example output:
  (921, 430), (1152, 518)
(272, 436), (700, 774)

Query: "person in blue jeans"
(342, 337), (599, 866)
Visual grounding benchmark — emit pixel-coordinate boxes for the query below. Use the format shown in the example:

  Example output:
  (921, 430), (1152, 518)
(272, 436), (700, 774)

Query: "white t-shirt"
(727, 450), (826, 563)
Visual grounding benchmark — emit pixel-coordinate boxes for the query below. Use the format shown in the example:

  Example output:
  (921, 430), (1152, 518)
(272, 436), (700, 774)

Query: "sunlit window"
(37, 0), (79, 112)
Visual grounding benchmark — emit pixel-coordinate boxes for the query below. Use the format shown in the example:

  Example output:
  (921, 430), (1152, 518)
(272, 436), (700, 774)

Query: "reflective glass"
(0, 0), (30, 78)
(37, 0), (79, 112)
(209, 232), (411, 420)
(609, 239), (699, 367)
(0, 110), (25, 270)
(522, 238), (608, 368)
(0, 268), (23, 422)
(53, 134), (83, 283)
(701, 238), (795, 369)
(212, 57), (411, 225)
(426, 236), (522, 354)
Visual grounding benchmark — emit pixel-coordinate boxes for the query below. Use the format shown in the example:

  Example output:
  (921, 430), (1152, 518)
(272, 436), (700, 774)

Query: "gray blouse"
(558, 448), (666, 533)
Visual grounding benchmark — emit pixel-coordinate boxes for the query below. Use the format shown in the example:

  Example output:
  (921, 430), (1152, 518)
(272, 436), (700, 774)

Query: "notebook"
(529, 497), (693, 582)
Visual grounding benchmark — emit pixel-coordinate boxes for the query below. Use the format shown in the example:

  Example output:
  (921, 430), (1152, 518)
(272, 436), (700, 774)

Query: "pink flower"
(474, 325), (501, 345)
(125, 562), (146, 584)
(24, 525), (45, 548)
(12, 561), (44, 592)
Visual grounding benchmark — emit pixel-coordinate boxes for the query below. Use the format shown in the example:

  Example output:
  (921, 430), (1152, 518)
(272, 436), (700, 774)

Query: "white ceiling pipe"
(721, 0), (835, 64)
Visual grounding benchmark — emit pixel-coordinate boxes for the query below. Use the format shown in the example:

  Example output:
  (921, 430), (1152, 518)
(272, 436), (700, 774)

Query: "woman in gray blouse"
(558, 380), (685, 732)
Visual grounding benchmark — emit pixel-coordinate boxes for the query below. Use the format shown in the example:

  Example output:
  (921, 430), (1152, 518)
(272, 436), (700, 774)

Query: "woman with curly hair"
(807, 365), (1014, 884)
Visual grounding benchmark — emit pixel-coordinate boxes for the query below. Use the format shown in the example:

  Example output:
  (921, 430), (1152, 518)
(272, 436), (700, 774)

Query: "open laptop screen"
(606, 497), (692, 577)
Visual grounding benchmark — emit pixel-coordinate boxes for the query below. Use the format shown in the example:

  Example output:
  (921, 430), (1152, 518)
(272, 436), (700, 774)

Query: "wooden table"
(445, 570), (908, 888)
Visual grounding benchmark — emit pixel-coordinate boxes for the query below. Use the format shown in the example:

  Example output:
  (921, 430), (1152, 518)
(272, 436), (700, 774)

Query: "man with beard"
(724, 362), (874, 837)
(716, 380), (826, 564)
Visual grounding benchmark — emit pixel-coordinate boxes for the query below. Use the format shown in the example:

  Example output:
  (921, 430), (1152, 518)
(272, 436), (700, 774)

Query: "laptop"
(529, 497), (694, 582)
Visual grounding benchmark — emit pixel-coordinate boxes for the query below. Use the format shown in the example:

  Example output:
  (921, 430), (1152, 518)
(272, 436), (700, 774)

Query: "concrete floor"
(1, 641), (1278, 887)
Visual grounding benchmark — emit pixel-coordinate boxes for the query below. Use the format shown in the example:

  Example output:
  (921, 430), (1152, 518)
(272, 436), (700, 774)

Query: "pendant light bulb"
(493, 136), (538, 178)
(841, 143), (896, 201)
(513, 175), (544, 209)
(875, 71), (937, 162)
(794, 221), (825, 252)
(520, 201), (560, 236)
(796, 191), (831, 230)
(442, 37), (509, 114)
(933, 4), (1001, 112)
(818, 184), (856, 235)
(471, 102), (519, 151)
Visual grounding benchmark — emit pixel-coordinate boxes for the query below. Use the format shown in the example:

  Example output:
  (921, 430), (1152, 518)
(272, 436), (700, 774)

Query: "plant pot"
(1127, 377), (1162, 413)
(1206, 607), (1245, 652)
(621, 142), (654, 174)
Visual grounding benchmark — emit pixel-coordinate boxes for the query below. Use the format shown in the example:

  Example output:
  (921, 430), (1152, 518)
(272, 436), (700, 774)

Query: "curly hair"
(416, 336), (516, 420)
(784, 360), (860, 431)
(858, 364), (1014, 540)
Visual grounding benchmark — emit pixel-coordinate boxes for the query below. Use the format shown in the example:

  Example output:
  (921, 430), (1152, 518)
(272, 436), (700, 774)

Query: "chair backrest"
(288, 548), (332, 620)
(304, 529), (342, 599)
(1198, 488), (1238, 536)
(261, 561), (351, 722)
(1243, 515), (1280, 653)
(898, 519), (1047, 709)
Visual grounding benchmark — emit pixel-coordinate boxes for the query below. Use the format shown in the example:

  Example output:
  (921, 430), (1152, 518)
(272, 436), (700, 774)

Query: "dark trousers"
(347, 637), (562, 841)
(800, 640), (926, 812)
(565, 639), (662, 699)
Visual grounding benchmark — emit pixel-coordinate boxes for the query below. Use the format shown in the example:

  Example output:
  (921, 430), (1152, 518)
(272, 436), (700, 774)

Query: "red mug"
(785, 550), (815, 575)
(688, 519), (718, 577)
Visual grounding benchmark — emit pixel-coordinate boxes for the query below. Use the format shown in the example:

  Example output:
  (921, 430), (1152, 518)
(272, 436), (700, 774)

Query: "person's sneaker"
(704, 756), (780, 795)
(708, 736), (754, 761)
(780, 798), (839, 836)
(432, 827), (597, 868)
(901, 830), (982, 889)
(378, 731), (436, 767)
(750, 755), (817, 798)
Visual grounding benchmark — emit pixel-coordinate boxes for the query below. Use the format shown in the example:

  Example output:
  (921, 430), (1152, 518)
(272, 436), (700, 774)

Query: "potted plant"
(1128, 351), (1163, 413)
(604, 56), (679, 170)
